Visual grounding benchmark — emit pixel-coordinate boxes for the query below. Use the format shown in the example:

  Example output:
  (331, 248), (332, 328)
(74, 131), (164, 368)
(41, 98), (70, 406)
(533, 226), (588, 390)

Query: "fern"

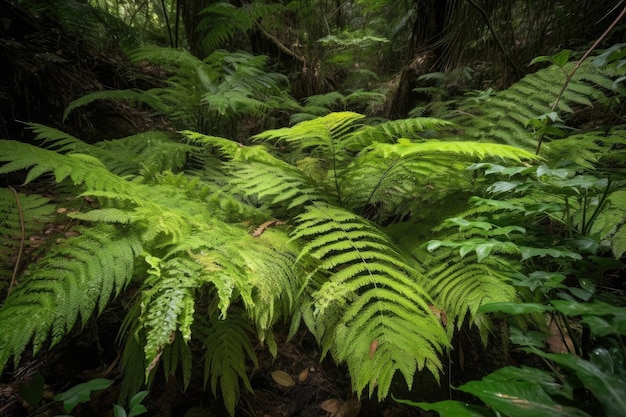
(195, 313), (258, 416)
(0, 224), (142, 371)
(0, 188), (56, 288)
(291, 203), (448, 399)
(139, 255), (202, 378)
(65, 46), (298, 134)
(452, 61), (614, 150)
(196, 1), (281, 52)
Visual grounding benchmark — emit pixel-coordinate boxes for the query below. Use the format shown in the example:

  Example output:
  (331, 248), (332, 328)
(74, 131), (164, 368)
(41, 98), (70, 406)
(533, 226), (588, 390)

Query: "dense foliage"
(1, 1), (625, 417)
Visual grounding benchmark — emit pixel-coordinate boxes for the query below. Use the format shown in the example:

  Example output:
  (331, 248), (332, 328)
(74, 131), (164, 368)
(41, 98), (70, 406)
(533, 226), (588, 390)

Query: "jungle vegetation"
(0, 1), (625, 416)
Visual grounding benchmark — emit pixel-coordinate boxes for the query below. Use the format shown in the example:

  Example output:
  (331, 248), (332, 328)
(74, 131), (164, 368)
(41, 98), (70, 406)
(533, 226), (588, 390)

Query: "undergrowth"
(1, 50), (625, 416)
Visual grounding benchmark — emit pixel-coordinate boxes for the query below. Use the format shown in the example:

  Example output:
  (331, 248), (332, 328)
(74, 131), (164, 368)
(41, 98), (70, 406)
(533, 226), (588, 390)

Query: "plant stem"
(535, 4), (626, 155)
(7, 187), (25, 298)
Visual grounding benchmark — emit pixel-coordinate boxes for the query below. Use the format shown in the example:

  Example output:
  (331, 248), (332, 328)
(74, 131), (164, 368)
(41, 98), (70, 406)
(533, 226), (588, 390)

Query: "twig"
(7, 187), (25, 298)
(465, 0), (523, 79)
(535, 5), (626, 155)
(255, 22), (307, 63)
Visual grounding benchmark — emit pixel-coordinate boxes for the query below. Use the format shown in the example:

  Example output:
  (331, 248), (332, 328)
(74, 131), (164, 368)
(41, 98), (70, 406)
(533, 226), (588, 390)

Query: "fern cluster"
(1, 53), (622, 413)
(445, 60), (615, 152)
(65, 46), (298, 136)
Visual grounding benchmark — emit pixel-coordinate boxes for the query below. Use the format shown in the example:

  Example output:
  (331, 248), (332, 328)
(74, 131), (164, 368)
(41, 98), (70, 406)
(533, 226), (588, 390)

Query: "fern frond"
(355, 117), (456, 145)
(64, 89), (166, 121)
(195, 313), (257, 416)
(139, 255), (203, 379)
(196, 2), (280, 52)
(0, 225), (142, 371)
(422, 249), (519, 340)
(0, 140), (132, 193)
(0, 188), (56, 283)
(292, 203), (448, 399)
(27, 123), (87, 152)
(91, 131), (194, 177)
(340, 139), (538, 220)
(252, 112), (365, 161)
(369, 139), (538, 161)
(454, 61), (614, 150)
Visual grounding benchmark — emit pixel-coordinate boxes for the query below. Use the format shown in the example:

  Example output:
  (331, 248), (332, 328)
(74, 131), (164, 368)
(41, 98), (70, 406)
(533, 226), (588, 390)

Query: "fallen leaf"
(298, 367), (309, 382)
(270, 370), (295, 387)
(338, 398), (361, 417)
(320, 398), (343, 413)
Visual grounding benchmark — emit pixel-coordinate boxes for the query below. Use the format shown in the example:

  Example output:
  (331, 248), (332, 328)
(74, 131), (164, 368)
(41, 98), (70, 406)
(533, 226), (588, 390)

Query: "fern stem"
(361, 159), (401, 216)
(535, 4), (626, 155)
(583, 178), (612, 235)
(581, 194), (588, 236)
(564, 196), (573, 239)
(7, 187), (25, 298)
(331, 138), (343, 206)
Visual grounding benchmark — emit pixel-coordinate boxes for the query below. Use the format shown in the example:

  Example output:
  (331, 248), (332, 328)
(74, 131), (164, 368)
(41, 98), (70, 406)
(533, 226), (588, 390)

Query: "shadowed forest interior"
(1, 1), (626, 417)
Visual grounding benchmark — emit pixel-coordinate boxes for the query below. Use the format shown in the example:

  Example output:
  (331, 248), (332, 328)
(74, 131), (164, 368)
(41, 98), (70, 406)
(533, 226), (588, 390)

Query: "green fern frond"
(0, 225), (142, 371)
(229, 160), (331, 210)
(64, 89), (166, 122)
(355, 117), (456, 145)
(340, 139), (538, 220)
(454, 61), (613, 150)
(139, 255), (203, 379)
(27, 123), (87, 152)
(422, 250), (519, 340)
(369, 139), (538, 161)
(196, 2), (280, 52)
(91, 131), (194, 177)
(252, 112), (365, 160)
(0, 140), (132, 193)
(195, 313), (258, 416)
(0, 188), (56, 282)
(292, 203), (448, 399)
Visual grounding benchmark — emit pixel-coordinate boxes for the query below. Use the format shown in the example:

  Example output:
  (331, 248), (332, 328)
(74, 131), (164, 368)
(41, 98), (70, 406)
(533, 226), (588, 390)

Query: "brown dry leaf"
(320, 398), (343, 413)
(337, 398), (361, 417)
(56, 207), (67, 214)
(298, 367), (309, 382)
(270, 370), (295, 387)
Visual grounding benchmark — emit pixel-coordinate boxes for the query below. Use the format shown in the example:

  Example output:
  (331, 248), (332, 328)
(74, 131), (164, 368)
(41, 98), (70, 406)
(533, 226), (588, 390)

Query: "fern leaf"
(453, 61), (613, 150)
(0, 225), (142, 372)
(139, 256), (203, 379)
(196, 314), (257, 416)
(370, 139), (538, 161)
(27, 123), (87, 152)
(64, 89), (166, 121)
(252, 111), (365, 159)
(292, 203), (448, 399)
(0, 188), (56, 282)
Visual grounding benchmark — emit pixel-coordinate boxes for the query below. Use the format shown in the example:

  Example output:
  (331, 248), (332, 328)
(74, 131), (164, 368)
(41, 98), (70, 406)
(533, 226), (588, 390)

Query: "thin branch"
(536, 5), (626, 155)
(7, 187), (25, 298)
(465, 0), (522, 79)
(255, 22), (307, 63)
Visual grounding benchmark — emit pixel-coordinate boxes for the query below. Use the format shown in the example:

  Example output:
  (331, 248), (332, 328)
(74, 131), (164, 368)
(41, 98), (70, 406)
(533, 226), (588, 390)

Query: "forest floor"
(0, 317), (503, 417)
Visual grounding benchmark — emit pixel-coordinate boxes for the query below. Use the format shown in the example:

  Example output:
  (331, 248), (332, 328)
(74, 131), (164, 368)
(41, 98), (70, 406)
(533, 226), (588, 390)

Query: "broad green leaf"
(394, 397), (494, 417)
(533, 350), (626, 417)
(53, 378), (113, 413)
(478, 302), (551, 315)
(459, 378), (591, 417)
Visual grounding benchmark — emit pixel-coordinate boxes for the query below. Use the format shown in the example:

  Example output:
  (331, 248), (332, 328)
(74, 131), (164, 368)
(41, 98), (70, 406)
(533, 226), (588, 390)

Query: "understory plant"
(1, 51), (624, 416)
